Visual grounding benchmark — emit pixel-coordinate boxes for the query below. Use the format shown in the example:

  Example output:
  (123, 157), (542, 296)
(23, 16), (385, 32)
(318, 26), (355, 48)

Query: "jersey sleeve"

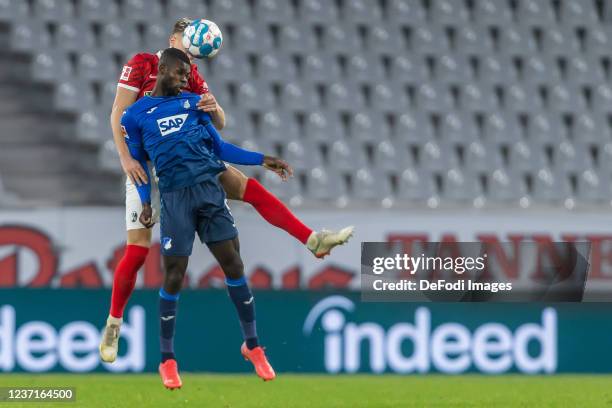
(117, 53), (148, 93)
(188, 65), (209, 95)
(121, 110), (152, 203)
(204, 122), (264, 166)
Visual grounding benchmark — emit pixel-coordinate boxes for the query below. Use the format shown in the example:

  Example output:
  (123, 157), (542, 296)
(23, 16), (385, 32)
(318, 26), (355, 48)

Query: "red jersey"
(117, 51), (209, 99)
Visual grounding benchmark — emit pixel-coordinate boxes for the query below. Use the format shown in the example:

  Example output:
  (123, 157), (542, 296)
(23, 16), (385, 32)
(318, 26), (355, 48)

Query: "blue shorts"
(159, 178), (238, 256)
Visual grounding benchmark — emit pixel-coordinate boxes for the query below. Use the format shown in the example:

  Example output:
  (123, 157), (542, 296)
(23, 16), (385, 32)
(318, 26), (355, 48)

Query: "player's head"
(158, 48), (191, 95)
(169, 17), (193, 58)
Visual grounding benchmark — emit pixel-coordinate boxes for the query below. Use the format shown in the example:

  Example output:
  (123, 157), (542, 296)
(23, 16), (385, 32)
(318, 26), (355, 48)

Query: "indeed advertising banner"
(1, 289), (612, 374)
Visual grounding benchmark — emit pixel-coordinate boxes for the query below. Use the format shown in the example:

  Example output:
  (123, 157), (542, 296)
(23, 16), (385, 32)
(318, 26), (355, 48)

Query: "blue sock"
(226, 277), (258, 349)
(159, 288), (179, 362)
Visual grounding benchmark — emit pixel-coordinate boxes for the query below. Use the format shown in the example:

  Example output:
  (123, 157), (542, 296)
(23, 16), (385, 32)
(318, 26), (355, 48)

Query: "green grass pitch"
(1, 374), (611, 407)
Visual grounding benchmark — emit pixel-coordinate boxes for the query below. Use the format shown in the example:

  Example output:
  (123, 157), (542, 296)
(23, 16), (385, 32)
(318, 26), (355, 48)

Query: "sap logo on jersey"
(157, 114), (188, 136)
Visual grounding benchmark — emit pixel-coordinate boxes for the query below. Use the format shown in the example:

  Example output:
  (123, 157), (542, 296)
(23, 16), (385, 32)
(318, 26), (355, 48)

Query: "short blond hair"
(172, 17), (192, 35)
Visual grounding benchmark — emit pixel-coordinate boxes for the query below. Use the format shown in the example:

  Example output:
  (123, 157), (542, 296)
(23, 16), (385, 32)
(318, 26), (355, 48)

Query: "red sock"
(242, 178), (313, 244)
(109, 244), (149, 319)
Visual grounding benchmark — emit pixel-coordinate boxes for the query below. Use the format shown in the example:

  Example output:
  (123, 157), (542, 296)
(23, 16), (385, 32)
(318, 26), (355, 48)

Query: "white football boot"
(307, 226), (355, 258)
(99, 315), (122, 363)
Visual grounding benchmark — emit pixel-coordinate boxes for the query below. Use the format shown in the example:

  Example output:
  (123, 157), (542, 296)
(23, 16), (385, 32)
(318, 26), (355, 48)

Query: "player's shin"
(225, 276), (258, 349)
(159, 288), (179, 362)
(109, 244), (149, 319)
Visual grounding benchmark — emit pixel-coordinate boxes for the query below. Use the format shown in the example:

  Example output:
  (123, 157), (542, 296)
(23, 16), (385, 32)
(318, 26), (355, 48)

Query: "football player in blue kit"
(122, 48), (282, 388)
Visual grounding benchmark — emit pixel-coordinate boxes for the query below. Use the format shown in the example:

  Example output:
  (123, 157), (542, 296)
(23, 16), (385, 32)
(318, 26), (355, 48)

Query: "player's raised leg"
(100, 177), (159, 363)
(219, 166), (354, 258)
(208, 237), (276, 381)
(157, 255), (187, 390)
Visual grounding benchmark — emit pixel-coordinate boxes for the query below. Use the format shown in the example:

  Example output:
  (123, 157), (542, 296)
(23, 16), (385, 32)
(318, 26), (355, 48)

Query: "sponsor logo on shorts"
(131, 211), (138, 223)
(162, 237), (172, 250)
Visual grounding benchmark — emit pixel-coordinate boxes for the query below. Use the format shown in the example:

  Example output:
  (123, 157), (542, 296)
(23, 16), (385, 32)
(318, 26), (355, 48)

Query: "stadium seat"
(576, 169), (610, 203)
(0, 0), (28, 23)
(531, 168), (573, 203)
(10, 23), (51, 52)
(210, 52), (251, 82)
(372, 139), (406, 173)
(328, 139), (368, 172)
(498, 27), (537, 56)
(503, 84), (542, 113)
(364, 26), (405, 56)
(349, 112), (391, 142)
(75, 108), (108, 145)
(487, 168), (527, 203)
(304, 110), (345, 142)
(299, 0), (339, 24)
(100, 23), (141, 54)
(477, 55), (518, 85)
(560, 0), (599, 27)
(516, 0), (556, 27)
(567, 56), (606, 86)
(54, 80), (96, 113)
(32, 0), (74, 23)
(435, 54), (473, 84)
(257, 52), (297, 82)
(278, 23), (318, 54)
(415, 83), (453, 113)
(395, 111), (434, 144)
(440, 112), (478, 144)
(572, 113), (609, 144)
(221, 109), (254, 142)
(304, 167), (348, 204)
(420, 141), (459, 172)
(209, 0), (251, 24)
(526, 112), (566, 144)
(346, 55), (385, 84)
(280, 81), (319, 112)
(552, 139), (594, 174)
(321, 23), (361, 55)
(386, 0), (426, 25)
(76, 52), (117, 82)
(233, 23), (274, 53)
(285, 139), (324, 171)
(509, 141), (548, 173)
(235, 82), (275, 111)
(396, 167), (436, 203)
(343, 0), (382, 24)
(441, 168), (483, 203)
(351, 168), (394, 205)
(411, 25), (450, 55)
(254, 0), (294, 23)
(459, 82), (498, 112)
(165, 0), (207, 24)
(522, 55), (561, 86)
(123, 0), (163, 23)
(430, 0), (469, 26)
(80, 0), (120, 22)
(55, 22), (96, 53)
(482, 112), (523, 145)
(31, 51), (72, 84)
(473, 0), (513, 25)
(259, 110), (299, 142)
(547, 83), (587, 113)
(585, 27), (611, 57)
(302, 53), (341, 83)
(464, 141), (503, 172)
(144, 22), (171, 51)
(260, 168), (301, 202)
(371, 82), (410, 114)
(325, 82), (365, 111)
(389, 55), (428, 85)
(456, 26), (493, 55)
(541, 27), (581, 57)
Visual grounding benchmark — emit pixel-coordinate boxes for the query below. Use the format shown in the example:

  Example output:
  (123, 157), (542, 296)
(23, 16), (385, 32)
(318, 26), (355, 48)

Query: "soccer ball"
(182, 19), (223, 58)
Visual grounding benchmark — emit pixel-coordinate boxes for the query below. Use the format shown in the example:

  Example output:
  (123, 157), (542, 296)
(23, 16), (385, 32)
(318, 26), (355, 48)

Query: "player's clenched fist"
(139, 202), (155, 228)
(263, 156), (293, 181)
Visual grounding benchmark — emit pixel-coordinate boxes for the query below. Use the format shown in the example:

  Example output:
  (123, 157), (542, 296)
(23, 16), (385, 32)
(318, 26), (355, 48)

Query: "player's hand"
(263, 156), (293, 181)
(139, 203), (155, 228)
(121, 155), (148, 186)
(197, 93), (219, 112)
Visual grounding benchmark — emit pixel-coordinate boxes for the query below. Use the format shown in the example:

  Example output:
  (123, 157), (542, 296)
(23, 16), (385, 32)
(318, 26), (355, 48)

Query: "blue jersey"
(122, 92), (264, 203)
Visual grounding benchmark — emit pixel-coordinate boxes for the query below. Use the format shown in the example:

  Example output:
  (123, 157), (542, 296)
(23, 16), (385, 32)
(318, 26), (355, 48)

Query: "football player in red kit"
(99, 18), (354, 371)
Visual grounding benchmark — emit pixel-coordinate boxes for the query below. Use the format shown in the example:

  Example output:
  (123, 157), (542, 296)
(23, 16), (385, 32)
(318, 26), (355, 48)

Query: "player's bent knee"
(221, 257), (244, 281)
(126, 228), (153, 248)
(219, 166), (248, 201)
